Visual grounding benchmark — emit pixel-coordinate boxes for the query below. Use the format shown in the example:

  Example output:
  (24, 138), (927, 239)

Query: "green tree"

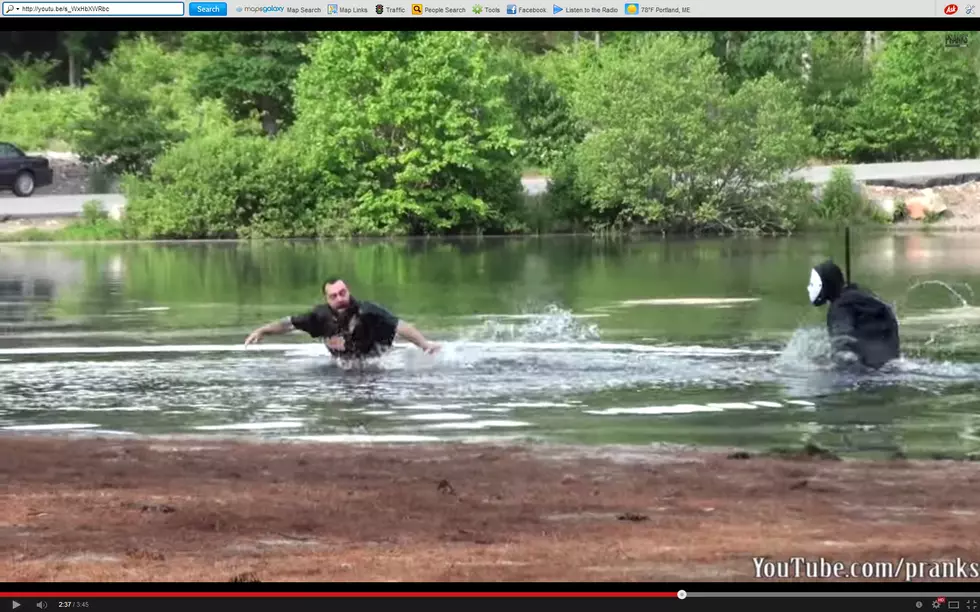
(122, 125), (270, 239)
(730, 31), (811, 85)
(495, 47), (584, 172)
(484, 31), (568, 55)
(0, 86), (94, 151)
(563, 33), (813, 233)
(841, 30), (980, 162)
(0, 53), (59, 91)
(181, 31), (312, 136)
(72, 35), (233, 176)
(60, 32), (93, 87)
(289, 31), (525, 236)
(804, 31), (869, 161)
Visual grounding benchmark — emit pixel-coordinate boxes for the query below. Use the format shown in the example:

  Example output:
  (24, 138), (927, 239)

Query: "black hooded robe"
(812, 260), (901, 370)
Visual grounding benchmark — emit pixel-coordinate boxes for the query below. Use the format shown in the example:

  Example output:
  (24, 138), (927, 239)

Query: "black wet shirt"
(826, 286), (900, 369)
(289, 300), (400, 358)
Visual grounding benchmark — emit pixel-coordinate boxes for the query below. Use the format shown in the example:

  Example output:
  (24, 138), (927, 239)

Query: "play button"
(12, 602), (20, 610)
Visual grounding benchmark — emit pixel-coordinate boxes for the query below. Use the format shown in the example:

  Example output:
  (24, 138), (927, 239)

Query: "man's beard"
(333, 297), (358, 326)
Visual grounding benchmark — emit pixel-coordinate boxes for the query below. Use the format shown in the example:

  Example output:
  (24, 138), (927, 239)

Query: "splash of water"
(458, 304), (601, 343)
(295, 304), (603, 374)
(954, 282), (975, 301)
(904, 280), (972, 308)
(776, 327), (833, 371)
(897, 280), (976, 356)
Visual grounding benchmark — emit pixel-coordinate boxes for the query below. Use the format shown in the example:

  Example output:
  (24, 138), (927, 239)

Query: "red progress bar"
(2, 592), (679, 598)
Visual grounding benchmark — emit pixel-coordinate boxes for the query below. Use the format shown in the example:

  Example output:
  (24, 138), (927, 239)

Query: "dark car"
(0, 142), (53, 197)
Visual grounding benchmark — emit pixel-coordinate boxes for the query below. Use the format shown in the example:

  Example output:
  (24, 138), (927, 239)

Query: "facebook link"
(753, 557), (980, 581)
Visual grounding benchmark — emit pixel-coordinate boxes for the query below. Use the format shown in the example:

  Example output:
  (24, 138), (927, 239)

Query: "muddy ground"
(2, 435), (979, 582)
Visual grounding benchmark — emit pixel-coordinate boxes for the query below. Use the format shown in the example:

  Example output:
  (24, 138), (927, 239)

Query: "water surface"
(2, 232), (979, 458)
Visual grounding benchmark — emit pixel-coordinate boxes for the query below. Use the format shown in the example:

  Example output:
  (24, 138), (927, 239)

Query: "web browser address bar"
(1, 1), (184, 14)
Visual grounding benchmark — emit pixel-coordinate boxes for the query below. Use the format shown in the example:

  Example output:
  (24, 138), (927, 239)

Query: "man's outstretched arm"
(395, 320), (440, 354)
(245, 317), (295, 346)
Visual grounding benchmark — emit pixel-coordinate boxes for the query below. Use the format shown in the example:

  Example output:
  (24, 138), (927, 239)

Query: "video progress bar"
(687, 593), (980, 597)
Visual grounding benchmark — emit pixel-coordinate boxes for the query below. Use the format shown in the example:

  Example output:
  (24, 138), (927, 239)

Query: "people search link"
(753, 556), (980, 581)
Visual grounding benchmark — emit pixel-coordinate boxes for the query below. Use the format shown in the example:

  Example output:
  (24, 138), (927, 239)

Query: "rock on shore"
(864, 182), (980, 225)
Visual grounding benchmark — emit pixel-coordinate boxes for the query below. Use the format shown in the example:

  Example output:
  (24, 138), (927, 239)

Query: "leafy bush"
(810, 166), (887, 226)
(287, 31), (527, 236)
(122, 125), (270, 239)
(73, 35), (235, 176)
(495, 47), (585, 172)
(840, 31), (980, 162)
(562, 33), (814, 233)
(181, 31), (312, 135)
(730, 31), (811, 85)
(0, 54), (59, 92)
(0, 86), (93, 151)
(804, 31), (870, 162)
(124, 32), (531, 240)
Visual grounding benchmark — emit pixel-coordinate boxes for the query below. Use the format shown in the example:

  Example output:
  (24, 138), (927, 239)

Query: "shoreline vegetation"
(1, 30), (978, 242)
(3, 433), (980, 581)
(0, 191), (970, 244)
(0, 171), (972, 244)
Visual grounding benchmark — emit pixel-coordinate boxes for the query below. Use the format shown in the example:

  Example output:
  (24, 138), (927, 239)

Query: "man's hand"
(244, 318), (295, 347)
(326, 336), (345, 352)
(395, 321), (440, 356)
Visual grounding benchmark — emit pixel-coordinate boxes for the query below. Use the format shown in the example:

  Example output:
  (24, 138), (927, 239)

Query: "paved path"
(792, 159), (980, 188)
(0, 193), (125, 219)
(1, 159), (979, 220)
(522, 159), (980, 195)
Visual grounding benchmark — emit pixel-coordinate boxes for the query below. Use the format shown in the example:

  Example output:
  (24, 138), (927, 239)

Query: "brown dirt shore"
(2, 434), (979, 583)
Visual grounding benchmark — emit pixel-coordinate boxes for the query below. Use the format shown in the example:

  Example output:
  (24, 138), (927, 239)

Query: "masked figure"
(808, 259), (900, 370)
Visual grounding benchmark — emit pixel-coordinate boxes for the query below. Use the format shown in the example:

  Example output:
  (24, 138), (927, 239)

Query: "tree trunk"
(258, 96), (281, 137)
(68, 51), (78, 87)
(594, 31), (600, 48)
(61, 31), (87, 87)
(863, 31), (878, 64)
(573, 31), (580, 45)
(801, 31), (813, 83)
(261, 113), (280, 137)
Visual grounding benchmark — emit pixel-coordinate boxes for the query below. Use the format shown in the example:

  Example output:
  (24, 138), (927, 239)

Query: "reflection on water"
(0, 250), (80, 325)
(1, 233), (980, 458)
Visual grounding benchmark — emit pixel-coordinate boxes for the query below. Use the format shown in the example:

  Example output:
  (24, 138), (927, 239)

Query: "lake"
(2, 231), (980, 458)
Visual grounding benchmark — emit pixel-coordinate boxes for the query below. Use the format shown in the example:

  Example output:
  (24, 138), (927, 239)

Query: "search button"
(189, 1), (226, 14)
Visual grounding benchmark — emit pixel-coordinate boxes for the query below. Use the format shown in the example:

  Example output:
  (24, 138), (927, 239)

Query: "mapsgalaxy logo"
(240, 4), (283, 11)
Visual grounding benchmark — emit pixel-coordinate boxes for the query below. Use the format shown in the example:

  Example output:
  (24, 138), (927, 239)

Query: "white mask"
(808, 268), (822, 304)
